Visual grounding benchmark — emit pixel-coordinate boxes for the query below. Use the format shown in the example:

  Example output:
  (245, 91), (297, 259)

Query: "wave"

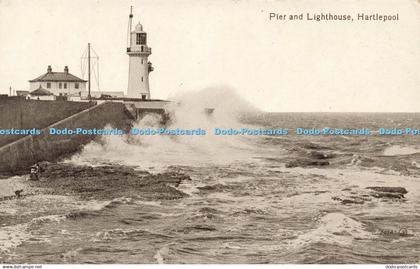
(0, 223), (31, 255)
(287, 212), (374, 248)
(383, 145), (420, 156)
(69, 87), (262, 170)
(0, 213), (65, 255)
(0, 177), (29, 200)
(93, 227), (172, 242)
(60, 247), (84, 263)
(30, 214), (66, 224)
(0, 196), (114, 255)
(154, 245), (170, 264)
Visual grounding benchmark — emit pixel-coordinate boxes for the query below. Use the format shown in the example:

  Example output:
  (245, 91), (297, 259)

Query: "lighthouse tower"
(127, 8), (154, 99)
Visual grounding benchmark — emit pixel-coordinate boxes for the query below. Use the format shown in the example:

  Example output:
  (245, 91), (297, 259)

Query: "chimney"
(64, 66), (69, 73)
(47, 65), (52, 73)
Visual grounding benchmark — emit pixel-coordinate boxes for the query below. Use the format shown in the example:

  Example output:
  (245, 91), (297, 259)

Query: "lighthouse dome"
(135, 22), (143, 32)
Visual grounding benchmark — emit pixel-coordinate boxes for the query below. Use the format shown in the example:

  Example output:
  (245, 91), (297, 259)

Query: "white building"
(127, 10), (154, 99)
(29, 66), (87, 97)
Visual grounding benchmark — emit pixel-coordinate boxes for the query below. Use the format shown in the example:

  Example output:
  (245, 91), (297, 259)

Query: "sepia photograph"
(0, 0), (419, 267)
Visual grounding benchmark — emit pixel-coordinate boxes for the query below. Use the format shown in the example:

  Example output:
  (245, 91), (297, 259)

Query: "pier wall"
(0, 97), (95, 147)
(0, 101), (133, 173)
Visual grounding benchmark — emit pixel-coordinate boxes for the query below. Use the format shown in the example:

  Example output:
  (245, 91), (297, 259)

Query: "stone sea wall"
(0, 101), (133, 173)
(0, 97), (95, 147)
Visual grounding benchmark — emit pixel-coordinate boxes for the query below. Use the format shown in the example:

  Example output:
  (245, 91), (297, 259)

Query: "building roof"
(29, 66), (87, 82)
(135, 22), (144, 32)
(30, 86), (53, 96)
(29, 72), (87, 82)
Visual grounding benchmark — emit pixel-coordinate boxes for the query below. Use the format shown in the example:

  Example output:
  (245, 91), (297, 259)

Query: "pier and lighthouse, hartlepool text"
(269, 12), (400, 22)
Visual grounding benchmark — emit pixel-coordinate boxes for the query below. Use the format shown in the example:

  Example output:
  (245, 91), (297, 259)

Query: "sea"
(1, 89), (420, 264)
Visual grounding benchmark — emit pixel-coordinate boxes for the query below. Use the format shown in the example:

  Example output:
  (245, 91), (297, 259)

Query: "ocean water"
(1, 89), (420, 264)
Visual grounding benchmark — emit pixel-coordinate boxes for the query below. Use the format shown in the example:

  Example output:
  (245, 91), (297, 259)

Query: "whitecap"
(383, 145), (420, 156)
(287, 212), (374, 248)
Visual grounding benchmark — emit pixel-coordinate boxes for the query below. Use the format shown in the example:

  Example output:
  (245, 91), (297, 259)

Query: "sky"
(0, 0), (419, 112)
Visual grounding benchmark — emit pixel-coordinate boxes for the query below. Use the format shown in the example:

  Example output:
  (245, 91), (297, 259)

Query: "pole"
(97, 57), (100, 92)
(88, 43), (91, 99)
(9, 86), (11, 96)
(129, 6), (133, 47)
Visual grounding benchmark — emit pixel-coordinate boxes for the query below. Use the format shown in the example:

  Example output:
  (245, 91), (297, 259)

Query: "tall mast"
(128, 6), (133, 47)
(88, 43), (91, 99)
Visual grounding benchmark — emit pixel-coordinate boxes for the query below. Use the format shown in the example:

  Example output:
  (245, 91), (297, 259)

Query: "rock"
(366, 187), (408, 194)
(27, 162), (190, 200)
(188, 225), (217, 231)
(332, 196), (368, 205)
(197, 184), (230, 192)
(365, 186), (408, 200)
(341, 199), (364, 205)
(286, 159), (330, 168)
(333, 186), (409, 205)
(152, 172), (191, 187)
(309, 151), (335, 160)
(302, 143), (331, 150)
(370, 192), (405, 199)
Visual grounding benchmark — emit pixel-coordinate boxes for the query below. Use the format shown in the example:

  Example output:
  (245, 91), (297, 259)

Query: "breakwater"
(0, 97), (95, 147)
(0, 101), (133, 173)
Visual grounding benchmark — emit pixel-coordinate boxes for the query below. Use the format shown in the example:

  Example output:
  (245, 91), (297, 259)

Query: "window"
(59, 82), (62, 89)
(142, 94), (146, 100)
(75, 83), (79, 89)
(64, 83), (67, 89)
(46, 83), (51, 89)
(136, 33), (141, 45)
(141, 59), (143, 64)
(141, 46), (144, 52)
(139, 33), (146, 45)
(136, 33), (147, 45)
(141, 76), (143, 82)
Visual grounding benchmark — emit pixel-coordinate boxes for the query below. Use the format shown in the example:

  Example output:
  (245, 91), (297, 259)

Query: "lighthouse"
(127, 7), (154, 99)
